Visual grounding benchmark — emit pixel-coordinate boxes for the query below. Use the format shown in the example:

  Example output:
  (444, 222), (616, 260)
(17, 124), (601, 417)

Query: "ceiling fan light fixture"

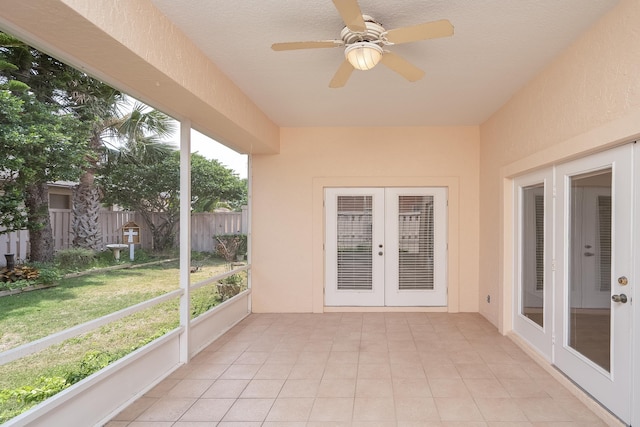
(345, 42), (383, 70)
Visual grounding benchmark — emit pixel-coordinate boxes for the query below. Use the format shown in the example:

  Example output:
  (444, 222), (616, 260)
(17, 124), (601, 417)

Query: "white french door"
(554, 145), (632, 423)
(325, 188), (385, 306)
(514, 169), (554, 359)
(514, 144), (634, 424)
(325, 187), (447, 307)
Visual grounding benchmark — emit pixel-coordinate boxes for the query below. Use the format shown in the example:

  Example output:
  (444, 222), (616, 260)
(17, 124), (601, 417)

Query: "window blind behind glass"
(337, 196), (373, 290)
(398, 195), (434, 290)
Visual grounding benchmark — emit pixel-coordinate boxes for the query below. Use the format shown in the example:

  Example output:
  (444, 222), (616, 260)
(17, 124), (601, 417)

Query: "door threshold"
(323, 306), (448, 313)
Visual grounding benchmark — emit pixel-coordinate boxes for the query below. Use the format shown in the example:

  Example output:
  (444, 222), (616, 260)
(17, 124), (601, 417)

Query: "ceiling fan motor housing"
(340, 15), (386, 46)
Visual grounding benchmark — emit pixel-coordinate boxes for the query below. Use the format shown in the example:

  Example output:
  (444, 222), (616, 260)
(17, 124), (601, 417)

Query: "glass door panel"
(336, 195), (374, 291)
(521, 184), (545, 328)
(397, 194), (434, 291)
(513, 169), (553, 360)
(568, 170), (612, 371)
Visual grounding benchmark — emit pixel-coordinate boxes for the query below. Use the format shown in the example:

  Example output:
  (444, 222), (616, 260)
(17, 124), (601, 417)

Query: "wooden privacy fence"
(0, 207), (247, 266)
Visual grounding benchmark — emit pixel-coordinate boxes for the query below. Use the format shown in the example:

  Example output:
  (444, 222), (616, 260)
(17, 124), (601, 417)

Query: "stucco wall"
(479, 0), (640, 329)
(252, 126), (480, 313)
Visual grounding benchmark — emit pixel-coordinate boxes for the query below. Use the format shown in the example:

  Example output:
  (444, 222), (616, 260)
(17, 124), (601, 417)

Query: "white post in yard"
(123, 228), (138, 261)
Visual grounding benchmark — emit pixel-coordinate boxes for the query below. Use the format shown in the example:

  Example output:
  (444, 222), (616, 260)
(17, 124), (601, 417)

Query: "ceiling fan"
(271, 0), (454, 88)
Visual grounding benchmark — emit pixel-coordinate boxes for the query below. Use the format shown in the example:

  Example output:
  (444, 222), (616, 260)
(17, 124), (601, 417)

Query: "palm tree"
(72, 97), (175, 250)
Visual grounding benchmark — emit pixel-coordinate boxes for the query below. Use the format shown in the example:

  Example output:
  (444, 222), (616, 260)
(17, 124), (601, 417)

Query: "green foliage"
(0, 34), (93, 243)
(0, 90), (88, 247)
(99, 152), (247, 251)
(53, 247), (166, 272)
(0, 327), (173, 423)
(220, 273), (244, 286)
(64, 350), (113, 384)
(0, 376), (69, 404)
(0, 279), (29, 292)
(191, 286), (221, 318)
(32, 264), (62, 285)
(99, 152), (180, 251)
(191, 154), (248, 211)
(0, 376), (70, 422)
(190, 251), (209, 262)
(0, 262), (61, 292)
(54, 248), (97, 271)
(216, 275), (245, 302)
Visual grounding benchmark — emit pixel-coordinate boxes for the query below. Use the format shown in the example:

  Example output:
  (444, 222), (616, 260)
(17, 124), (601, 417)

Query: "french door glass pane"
(568, 169), (612, 371)
(337, 196), (373, 290)
(521, 184), (544, 327)
(398, 195), (434, 290)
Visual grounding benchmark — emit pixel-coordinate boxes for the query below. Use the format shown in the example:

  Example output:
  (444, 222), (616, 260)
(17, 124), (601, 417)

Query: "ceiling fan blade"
(380, 51), (425, 82)
(329, 60), (354, 88)
(385, 19), (454, 45)
(332, 0), (366, 32)
(271, 40), (344, 51)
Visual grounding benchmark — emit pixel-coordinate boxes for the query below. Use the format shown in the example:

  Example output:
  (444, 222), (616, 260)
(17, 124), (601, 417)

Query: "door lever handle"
(584, 252), (595, 257)
(612, 294), (628, 303)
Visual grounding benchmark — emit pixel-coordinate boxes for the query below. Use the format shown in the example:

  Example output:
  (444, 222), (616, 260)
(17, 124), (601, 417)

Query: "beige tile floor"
(106, 312), (609, 426)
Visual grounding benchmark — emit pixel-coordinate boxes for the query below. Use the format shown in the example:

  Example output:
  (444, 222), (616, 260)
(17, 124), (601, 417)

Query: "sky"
(125, 96), (248, 179)
(189, 130), (248, 179)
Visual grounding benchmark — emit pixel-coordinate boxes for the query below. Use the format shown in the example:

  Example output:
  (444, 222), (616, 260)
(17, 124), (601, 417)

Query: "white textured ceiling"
(151, 0), (619, 127)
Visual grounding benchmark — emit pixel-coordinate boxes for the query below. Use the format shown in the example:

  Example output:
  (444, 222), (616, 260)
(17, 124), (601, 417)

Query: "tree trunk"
(25, 182), (55, 263)
(139, 211), (177, 251)
(72, 131), (103, 250)
(72, 170), (102, 250)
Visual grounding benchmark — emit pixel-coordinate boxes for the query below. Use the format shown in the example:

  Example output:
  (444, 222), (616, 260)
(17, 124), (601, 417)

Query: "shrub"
(65, 350), (113, 384)
(216, 274), (246, 301)
(214, 234), (247, 262)
(0, 376), (70, 423)
(191, 287), (220, 317)
(28, 262), (61, 285)
(191, 251), (216, 262)
(0, 265), (39, 283)
(55, 248), (96, 271)
(0, 263), (60, 292)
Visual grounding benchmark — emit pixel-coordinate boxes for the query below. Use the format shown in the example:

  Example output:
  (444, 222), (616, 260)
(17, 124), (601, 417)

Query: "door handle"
(584, 252), (595, 257)
(612, 294), (628, 303)
(378, 251), (383, 256)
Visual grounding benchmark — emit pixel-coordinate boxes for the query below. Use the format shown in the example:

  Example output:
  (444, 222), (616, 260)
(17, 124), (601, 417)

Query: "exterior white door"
(384, 188), (448, 306)
(554, 144), (633, 424)
(325, 187), (447, 307)
(514, 169), (554, 360)
(325, 188), (386, 306)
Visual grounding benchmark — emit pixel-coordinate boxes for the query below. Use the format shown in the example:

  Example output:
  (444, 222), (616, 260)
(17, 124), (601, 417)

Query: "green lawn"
(0, 256), (245, 422)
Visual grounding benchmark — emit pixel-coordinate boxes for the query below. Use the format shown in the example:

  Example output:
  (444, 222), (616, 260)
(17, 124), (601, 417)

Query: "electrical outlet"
(486, 295), (491, 303)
